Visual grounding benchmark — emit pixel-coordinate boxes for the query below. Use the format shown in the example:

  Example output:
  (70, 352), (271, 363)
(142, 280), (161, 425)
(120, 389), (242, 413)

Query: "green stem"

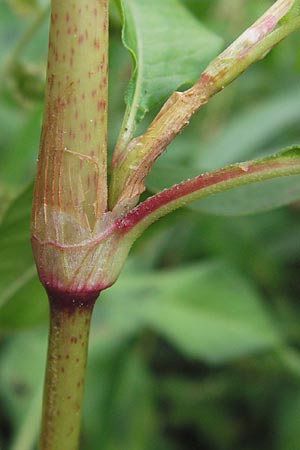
(39, 292), (98, 450)
(115, 147), (300, 239)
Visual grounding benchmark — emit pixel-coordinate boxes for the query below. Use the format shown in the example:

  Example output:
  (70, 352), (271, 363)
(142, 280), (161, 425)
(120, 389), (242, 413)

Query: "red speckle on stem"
(97, 99), (105, 112)
(93, 38), (100, 49)
(93, 172), (98, 188)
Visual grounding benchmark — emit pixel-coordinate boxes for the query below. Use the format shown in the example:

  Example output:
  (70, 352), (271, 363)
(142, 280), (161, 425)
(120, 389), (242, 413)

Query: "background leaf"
(194, 85), (300, 171)
(100, 261), (281, 363)
(0, 184), (47, 332)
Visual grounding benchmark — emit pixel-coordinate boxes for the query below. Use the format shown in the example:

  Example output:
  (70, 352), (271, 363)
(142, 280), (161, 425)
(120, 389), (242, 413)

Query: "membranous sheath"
(31, 0), (109, 293)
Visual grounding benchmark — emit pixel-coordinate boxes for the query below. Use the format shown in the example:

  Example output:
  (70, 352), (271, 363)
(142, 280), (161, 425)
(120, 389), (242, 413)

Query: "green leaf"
(0, 330), (46, 433)
(102, 262), (280, 363)
(0, 184), (47, 331)
(274, 387), (300, 450)
(119, 0), (222, 130)
(8, 0), (39, 16)
(0, 108), (42, 187)
(195, 86), (300, 171)
(83, 349), (156, 450)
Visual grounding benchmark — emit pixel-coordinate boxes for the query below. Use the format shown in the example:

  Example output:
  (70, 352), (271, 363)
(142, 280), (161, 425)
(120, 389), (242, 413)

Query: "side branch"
(109, 0), (300, 210)
(115, 147), (300, 240)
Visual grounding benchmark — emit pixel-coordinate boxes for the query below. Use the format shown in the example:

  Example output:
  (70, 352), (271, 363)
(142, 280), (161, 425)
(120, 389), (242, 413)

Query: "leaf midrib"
(123, 0), (144, 136)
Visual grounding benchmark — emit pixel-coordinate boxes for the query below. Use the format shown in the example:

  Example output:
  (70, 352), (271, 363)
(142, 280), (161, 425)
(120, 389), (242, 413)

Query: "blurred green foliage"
(1, 1), (300, 450)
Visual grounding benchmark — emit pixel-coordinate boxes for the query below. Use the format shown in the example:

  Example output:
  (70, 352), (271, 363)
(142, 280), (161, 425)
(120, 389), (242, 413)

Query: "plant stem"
(116, 147), (300, 239)
(39, 291), (98, 450)
(31, 0), (109, 292)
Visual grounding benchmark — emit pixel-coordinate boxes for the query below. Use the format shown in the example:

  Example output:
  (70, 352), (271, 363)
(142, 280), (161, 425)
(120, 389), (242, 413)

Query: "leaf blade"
(0, 184), (47, 331)
(102, 262), (281, 363)
(119, 0), (222, 138)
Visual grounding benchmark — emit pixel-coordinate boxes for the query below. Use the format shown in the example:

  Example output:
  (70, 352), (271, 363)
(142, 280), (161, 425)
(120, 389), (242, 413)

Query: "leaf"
(0, 184), (48, 331)
(195, 86), (300, 171)
(274, 387), (300, 450)
(146, 162), (300, 216)
(0, 330), (46, 432)
(83, 349), (156, 450)
(8, 0), (39, 16)
(8, 384), (42, 450)
(119, 0), (222, 130)
(101, 262), (281, 363)
(0, 108), (42, 187)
